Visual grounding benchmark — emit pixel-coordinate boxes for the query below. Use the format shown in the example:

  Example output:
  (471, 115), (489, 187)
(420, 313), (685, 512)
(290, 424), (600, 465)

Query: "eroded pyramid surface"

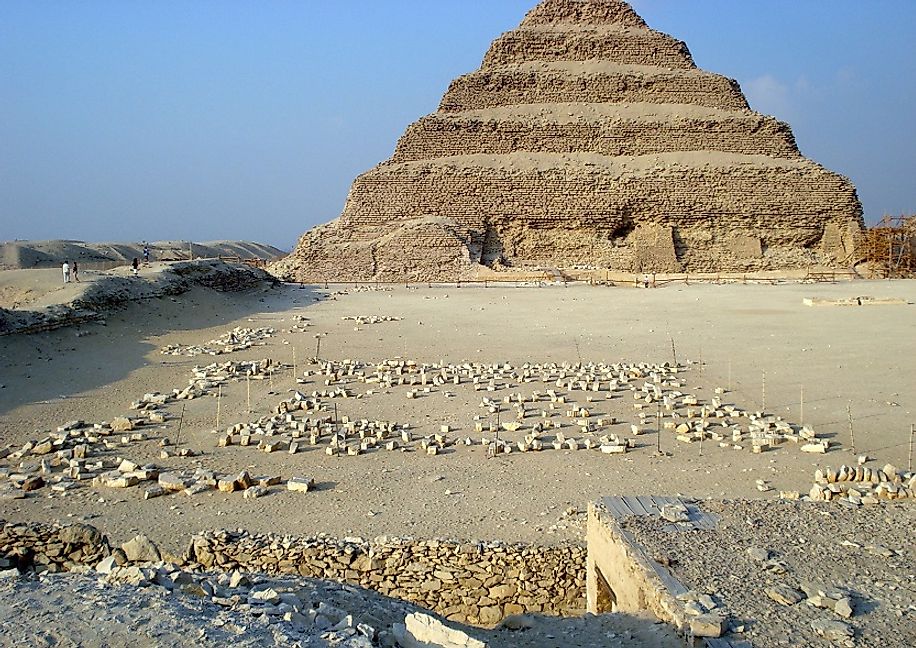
(275, 0), (863, 281)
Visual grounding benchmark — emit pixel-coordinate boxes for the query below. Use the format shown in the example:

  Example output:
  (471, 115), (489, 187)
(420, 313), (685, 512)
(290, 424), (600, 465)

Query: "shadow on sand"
(0, 283), (327, 417)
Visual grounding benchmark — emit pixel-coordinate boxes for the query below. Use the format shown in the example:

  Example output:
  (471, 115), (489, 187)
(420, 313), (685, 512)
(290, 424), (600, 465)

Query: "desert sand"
(2, 275), (913, 556)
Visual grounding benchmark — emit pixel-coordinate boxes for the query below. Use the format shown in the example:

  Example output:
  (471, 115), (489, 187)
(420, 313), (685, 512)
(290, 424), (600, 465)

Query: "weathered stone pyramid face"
(275, 0), (863, 282)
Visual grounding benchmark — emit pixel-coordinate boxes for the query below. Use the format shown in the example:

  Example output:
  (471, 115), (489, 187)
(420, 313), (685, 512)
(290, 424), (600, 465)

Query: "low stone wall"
(188, 530), (586, 626)
(0, 521), (111, 572)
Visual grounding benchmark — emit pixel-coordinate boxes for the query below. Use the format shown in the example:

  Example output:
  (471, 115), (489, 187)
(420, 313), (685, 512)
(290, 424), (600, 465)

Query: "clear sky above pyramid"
(2, 0), (914, 249)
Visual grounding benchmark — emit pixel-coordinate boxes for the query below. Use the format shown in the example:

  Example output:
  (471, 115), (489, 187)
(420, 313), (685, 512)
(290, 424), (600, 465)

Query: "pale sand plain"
(1, 276), (914, 555)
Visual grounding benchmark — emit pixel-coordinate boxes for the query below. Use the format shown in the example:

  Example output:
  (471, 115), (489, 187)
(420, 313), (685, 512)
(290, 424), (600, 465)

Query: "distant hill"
(0, 239), (286, 270)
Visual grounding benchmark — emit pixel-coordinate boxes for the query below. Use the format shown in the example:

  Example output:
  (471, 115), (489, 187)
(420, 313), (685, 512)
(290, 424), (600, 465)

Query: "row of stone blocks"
(439, 67), (749, 112)
(391, 113), (801, 162)
(340, 161), (860, 247)
(481, 27), (695, 70)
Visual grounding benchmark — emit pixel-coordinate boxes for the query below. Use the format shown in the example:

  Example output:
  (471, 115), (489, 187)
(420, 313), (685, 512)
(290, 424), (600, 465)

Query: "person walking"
(131, 257), (140, 276)
(143, 243), (150, 264)
(72, 261), (80, 283)
(62, 261), (70, 283)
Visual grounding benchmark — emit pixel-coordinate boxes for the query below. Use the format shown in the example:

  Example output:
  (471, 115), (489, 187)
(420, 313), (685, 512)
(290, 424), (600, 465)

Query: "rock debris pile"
(622, 499), (915, 647)
(160, 327), (276, 357)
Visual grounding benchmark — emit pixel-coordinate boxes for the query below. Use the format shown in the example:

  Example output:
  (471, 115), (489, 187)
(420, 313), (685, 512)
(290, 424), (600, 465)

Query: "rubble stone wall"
(392, 115), (800, 162)
(440, 68), (749, 113)
(0, 521), (110, 573)
(189, 530), (586, 626)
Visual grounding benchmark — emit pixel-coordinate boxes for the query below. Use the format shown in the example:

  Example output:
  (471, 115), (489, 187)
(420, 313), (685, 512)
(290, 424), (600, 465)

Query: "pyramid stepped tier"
(519, 0), (649, 28)
(439, 63), (749, 113)
(482, 26), (695, 69)
(275, 0), (863, 283)
(392, 104), (801, 162)
(342, 153), (857, 250)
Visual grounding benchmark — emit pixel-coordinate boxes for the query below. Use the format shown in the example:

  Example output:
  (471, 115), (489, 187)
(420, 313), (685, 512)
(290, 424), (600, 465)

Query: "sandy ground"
(1, 278), (914, 558)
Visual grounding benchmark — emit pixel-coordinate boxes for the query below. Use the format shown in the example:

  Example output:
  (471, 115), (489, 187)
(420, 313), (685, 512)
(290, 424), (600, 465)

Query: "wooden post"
(847, 403), (856, 454)
(656, 401), (662, 454)
(761, 371), (766, 412)
(216, 384), (222, 431)
(315, 335), (322, 361)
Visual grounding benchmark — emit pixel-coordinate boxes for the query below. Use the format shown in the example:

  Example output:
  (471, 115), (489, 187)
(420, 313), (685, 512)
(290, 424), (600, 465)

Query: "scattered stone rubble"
(0, 419), (158, 500)
(1, 520), (586, 641)
(342, 316), (403, 325)
(160, 326), (276, 356)
(621, 499), (916, 647)
(0, 522), (419, 647)
(213, 357), (822, 465)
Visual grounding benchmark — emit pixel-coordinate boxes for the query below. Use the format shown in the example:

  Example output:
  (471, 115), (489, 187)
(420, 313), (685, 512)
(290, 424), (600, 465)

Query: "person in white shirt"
(62, 261), (70, 283)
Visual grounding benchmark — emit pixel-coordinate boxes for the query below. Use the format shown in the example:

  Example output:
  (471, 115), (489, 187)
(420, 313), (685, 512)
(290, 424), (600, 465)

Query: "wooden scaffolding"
(861, 215), (915, 278)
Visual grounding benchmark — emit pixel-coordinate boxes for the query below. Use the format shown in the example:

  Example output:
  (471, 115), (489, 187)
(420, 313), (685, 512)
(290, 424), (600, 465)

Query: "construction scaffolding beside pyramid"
(274, 0), (864, 282)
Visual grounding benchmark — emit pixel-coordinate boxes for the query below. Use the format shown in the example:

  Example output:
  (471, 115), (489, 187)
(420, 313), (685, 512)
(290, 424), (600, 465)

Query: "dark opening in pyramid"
(276, 0), (863, 282)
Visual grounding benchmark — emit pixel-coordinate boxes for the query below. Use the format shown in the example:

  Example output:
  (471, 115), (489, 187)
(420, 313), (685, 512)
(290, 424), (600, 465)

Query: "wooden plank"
(649, 560), (689, 597)
(649, 495), (678, 512)
(622, 495), (651, 516)
(636, 495), (662, 516)
(600, 497), (632, 520)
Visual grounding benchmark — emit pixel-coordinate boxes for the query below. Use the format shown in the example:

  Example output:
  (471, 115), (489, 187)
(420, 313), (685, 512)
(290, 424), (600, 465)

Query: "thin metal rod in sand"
(761, 371), (767, 412)
(908, 423), (914, 472)
(847, 402), (856, 455)
(699, 407), (705, 457)
(656, 401), (662, 454)
(216, 384), (222, 431)
(175, 403), (186, 447)
(292, 346), (297, 385)
(800, 385), (805, 425)
(670, 338), (677, 367)
(315, 334), (322, 361)
(247, 374), (251, 414)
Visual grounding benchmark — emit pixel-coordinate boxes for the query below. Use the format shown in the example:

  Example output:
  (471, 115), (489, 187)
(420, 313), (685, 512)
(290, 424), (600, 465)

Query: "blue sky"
(2, 1), (914, 250)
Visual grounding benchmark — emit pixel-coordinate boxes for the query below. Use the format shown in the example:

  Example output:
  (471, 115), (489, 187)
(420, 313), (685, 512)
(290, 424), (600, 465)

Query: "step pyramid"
(275, 0), (863, 282)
